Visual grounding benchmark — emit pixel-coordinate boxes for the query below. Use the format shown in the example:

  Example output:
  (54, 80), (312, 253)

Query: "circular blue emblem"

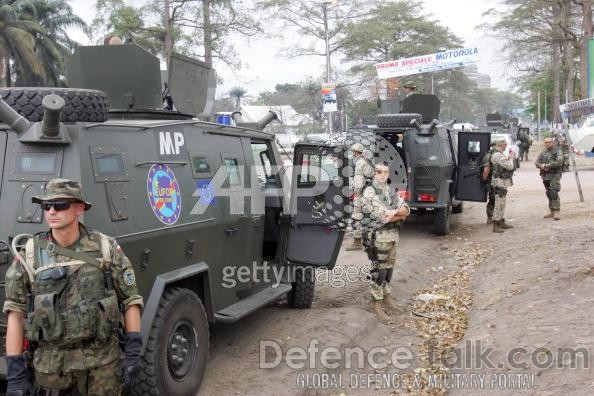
(147, 164), (182, 225)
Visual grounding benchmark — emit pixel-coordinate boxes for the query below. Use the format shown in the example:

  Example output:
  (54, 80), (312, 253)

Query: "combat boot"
(553, 211), (560, 220)
(500, 219), (514, 229)
(371, 300), (390, 322)
(492, 220), (504, 233)
(345, 237), (362, 251)
(486, 216), (493, 224)
(543, 211), (554, 219)
(383, 294), (405, 312)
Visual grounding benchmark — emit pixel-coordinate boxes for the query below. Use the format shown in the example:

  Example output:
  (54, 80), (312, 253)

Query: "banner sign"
(559, 98), (594, 119)
(321, 83), (337, 113)
(375, 47), (480, 79)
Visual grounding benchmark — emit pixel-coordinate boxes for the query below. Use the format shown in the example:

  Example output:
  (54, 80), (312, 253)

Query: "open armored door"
(280, 143), (347, 270)
(455, 132), (491, 202)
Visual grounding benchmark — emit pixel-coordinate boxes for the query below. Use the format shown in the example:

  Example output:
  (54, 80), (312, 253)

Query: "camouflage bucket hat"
(32, 178), (92, 210)
(403, 81), (416, 89)
(351, 142), (365, 152)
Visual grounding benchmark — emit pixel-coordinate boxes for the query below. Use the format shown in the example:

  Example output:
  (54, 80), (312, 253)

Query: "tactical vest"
(541, 149), (563, 176)
(21, 232), (121, 348)
(490, 153), (514, 180)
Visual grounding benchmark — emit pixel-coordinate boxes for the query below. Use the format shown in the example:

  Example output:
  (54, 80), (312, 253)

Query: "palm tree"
(20, 0), (87, 85)
(0, 0), (44, 86)
(229, 86), (247, 109)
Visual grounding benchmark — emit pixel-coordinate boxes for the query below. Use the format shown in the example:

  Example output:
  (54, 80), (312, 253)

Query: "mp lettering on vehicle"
(156, 130), (187, 160)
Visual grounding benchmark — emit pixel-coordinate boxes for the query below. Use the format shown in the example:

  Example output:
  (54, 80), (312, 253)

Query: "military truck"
(372, 94), (491, 235)
(0, 44), (346, 395)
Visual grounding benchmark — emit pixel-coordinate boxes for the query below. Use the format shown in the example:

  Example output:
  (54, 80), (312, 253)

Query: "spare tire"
(376, 113), (423, 128)
(0, 88), (109, 122)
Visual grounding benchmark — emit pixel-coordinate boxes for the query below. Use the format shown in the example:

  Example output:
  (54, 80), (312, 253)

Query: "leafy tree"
(20, 0), (86, 85)
(0, 0), (45, 86)
(228, 86), (247, 108)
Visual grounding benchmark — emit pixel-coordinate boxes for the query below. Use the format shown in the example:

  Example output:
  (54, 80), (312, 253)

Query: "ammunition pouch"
(97, 294), (121, 342)
(29, 293), (61, 342)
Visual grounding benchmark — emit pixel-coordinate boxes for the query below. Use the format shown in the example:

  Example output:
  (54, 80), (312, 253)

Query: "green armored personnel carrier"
(0, 44), (346, 395)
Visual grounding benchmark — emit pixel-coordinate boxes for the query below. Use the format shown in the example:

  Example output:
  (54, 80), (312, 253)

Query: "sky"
(67, 0), (510, 99)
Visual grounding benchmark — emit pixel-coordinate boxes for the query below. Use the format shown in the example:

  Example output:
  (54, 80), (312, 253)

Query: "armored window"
(89, 147), (129, 182)
(10, 148), (63, 182)
(223, 157), (241, 186)
(190, 153), (212, 178)
(298, 152), (340, 184)
(251, 142), (278, 186)
(16, 152), (57, 175)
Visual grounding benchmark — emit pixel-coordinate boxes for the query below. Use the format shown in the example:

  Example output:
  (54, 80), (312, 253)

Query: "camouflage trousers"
(543, 178), (561, 211)
(492, 186), (508, 221)
(352, 196), (363, 239)
(35, 358), (122, 396)
(369, 240), (396, 300)
(486, 185), (495, 218)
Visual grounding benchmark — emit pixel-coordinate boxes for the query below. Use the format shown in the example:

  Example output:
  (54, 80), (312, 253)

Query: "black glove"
(6, 355), (32, 396)
(120, 332), (143, 387)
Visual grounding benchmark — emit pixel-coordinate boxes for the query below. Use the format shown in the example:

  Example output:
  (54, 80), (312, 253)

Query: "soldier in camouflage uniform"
(361, 162), (410, 321)
(4, 179), (144, 396)
(535, 137), (564, 220)
(481, 142), (497, 224)
(490, 139), (515, 233)
(552, 130), (570, 172)
(346, 143), (374, 251)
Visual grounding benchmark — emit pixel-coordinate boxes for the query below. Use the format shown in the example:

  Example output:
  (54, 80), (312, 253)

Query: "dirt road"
(198, 156), (594, 396)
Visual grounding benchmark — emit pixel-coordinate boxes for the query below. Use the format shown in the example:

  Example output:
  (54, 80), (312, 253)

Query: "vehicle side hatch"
(455, 132), (491, 202)
(279, 143), (346, 270)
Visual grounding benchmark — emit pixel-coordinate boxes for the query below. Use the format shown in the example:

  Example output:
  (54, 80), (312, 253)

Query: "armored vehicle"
(372, 94), (491, 235)
(0, 44), (346, 395)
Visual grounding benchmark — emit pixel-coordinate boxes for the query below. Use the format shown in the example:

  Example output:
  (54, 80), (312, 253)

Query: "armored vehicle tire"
(376, 113), (423, 128)
(0, 88), (109, 122)
(452, 201), (464, 214)
(287, 266), (315, 308)
(434, 199), (452, 235)
(132, 287), (209, 396)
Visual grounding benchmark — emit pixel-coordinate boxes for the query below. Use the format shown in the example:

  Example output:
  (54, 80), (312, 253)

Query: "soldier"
(346, 143), (374, 251)
(490, 138), (515, 233)
(402, 81), (417, 98)
(552, 130), (570, 172)
(361, 162), (410, 321)
(4, 179), (144, 395)
(481, 141), (497, 224)
(517, 127), (532, 161)
(535, 137), (564, 220)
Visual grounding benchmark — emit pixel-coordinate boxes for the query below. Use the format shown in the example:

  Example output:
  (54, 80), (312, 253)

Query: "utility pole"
(544, 81), (548, 131)
(322, 1), (333, 134)
(537, 91), (541, 143)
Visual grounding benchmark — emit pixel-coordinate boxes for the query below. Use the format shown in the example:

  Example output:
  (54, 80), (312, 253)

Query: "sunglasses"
(40, 201), (76, 211)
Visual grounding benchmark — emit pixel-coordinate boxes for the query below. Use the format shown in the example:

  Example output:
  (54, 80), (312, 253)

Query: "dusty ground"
(198, 153), (594, 396)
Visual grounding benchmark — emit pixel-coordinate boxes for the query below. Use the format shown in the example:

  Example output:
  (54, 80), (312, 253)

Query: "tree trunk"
(164, 0), (173, 65)
(580, 0), (593, 98)
(203, 0), (213, 67)
(552, 1), (562, 122)
(561, 0), (574, 103)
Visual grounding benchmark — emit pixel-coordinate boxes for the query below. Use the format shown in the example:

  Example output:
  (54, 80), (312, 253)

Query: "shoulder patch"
(123, 269), (136, 286)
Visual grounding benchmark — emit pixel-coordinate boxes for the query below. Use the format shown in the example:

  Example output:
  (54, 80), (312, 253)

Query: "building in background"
(464, 64), (492, 89)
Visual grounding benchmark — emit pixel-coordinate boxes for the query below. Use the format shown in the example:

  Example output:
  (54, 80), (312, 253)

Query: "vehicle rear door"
(280, 143), (346, 269)
(455, 132), (491, 202)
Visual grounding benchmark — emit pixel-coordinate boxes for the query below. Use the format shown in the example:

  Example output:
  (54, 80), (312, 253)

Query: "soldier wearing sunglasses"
(361, 162), (410, 322)
(3, 178), (143, 395)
